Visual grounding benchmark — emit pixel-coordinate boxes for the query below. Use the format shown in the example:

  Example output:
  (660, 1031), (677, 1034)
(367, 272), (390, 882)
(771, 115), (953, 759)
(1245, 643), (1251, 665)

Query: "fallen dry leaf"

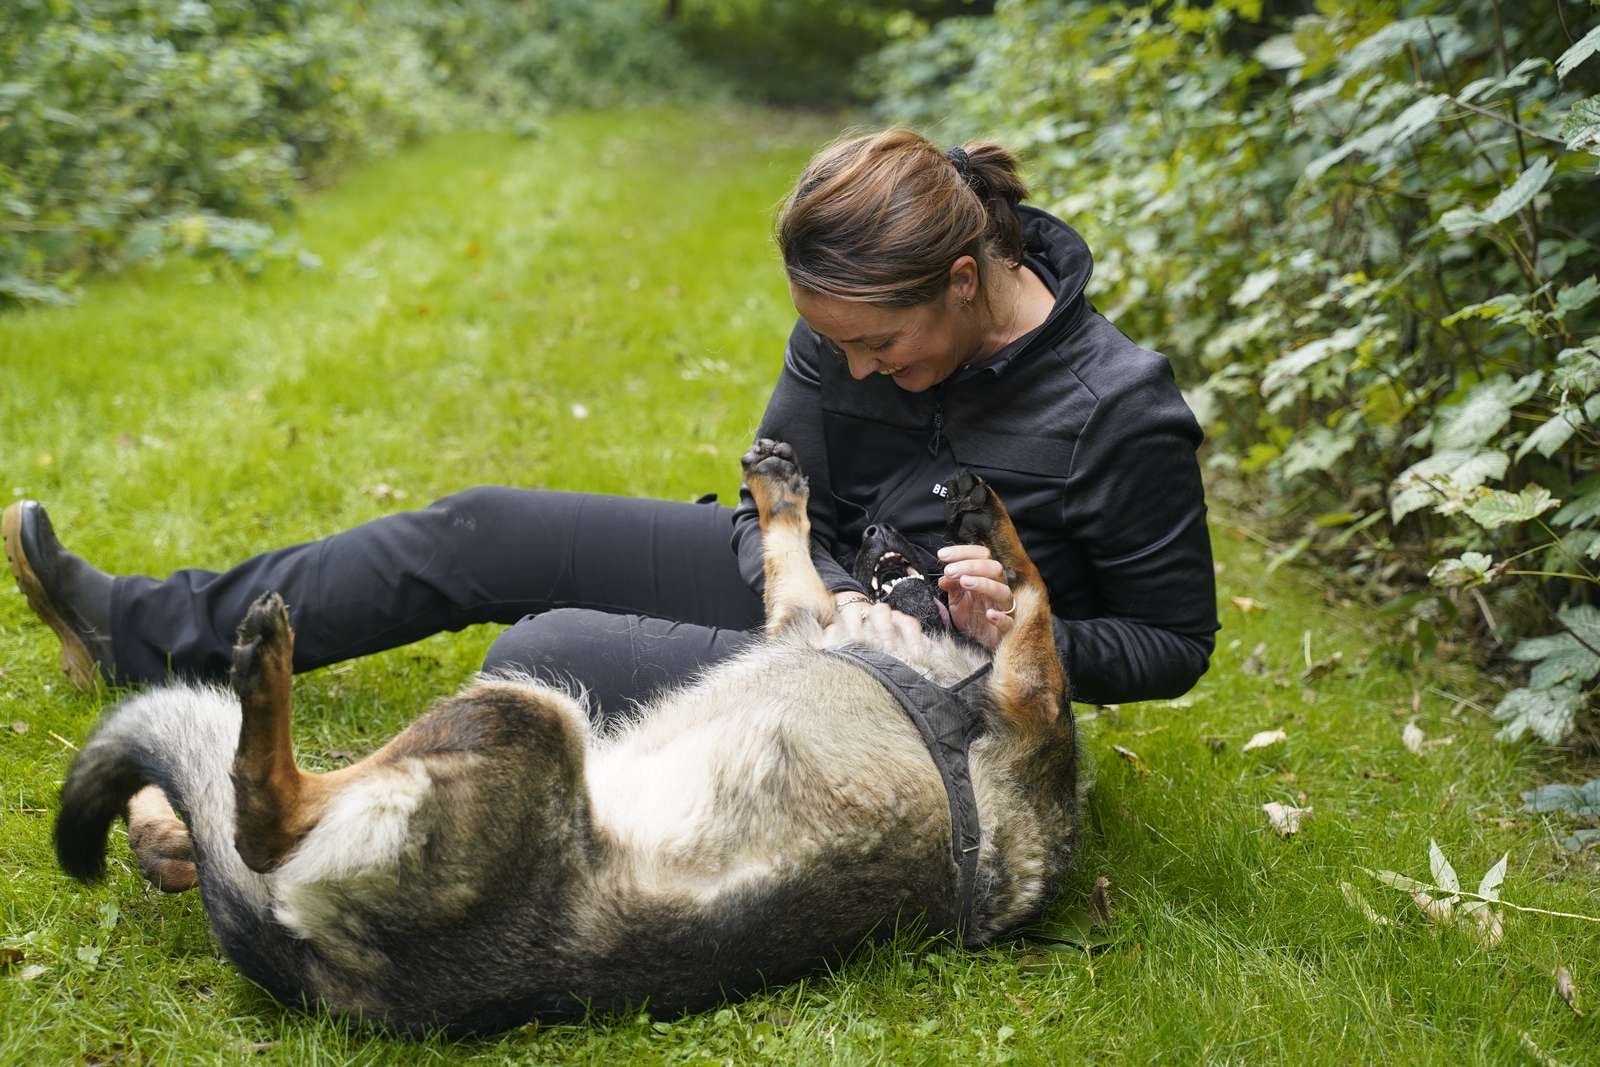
(1555, 966), (1583, 1017)
(1087, 876), (1113, 928)
(1241, 641), (1269, 675)
(8, 722), (27, 735)
(1242, 729), (1288, 753)
(1362, 769), (1401, 782)
(1411, 891), (1455, 926)
(1203, 735), (1227, 754)
(1111, 745), (1151, 777)
(1468, 905), (1504, 947)
(1300, 652), (1343, 681)
(1230, 596), (1266, 614)
(1339, 881), (1394, 927)
(0, 947), (23, 969)
(1402, 721), (1425, 755)
(1263, 801), (1310, 836)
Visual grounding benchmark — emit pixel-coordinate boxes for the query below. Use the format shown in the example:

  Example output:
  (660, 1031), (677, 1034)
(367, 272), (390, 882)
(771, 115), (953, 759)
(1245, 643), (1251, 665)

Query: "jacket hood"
(952, 204), (1095, 383)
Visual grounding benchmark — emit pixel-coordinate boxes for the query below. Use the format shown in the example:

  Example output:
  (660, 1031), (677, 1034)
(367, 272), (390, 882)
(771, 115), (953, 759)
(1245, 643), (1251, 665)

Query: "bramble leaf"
(1462, 485), (1559, 530)
(1493, 683), (1585, 743)
(1522, 778), (1600, 818)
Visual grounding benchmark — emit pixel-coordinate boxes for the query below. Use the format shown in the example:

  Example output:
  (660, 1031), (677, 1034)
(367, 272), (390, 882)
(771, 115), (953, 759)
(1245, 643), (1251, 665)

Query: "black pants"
(110, 489), (764, 722)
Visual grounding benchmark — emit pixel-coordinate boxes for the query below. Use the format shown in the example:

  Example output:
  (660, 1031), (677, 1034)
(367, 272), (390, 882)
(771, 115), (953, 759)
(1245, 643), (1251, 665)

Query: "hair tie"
(945, 146), (977, 189)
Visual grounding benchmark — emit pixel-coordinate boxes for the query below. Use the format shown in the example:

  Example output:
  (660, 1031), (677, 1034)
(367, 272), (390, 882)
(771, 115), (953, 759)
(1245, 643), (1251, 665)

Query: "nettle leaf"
(1230, 267), (1280, 308)
(1429, 839), (1461, 896)
(1553, 339), (1600, 395)
(1441, 292), (1522, 327)
(1522, 778), (1600, 817)
(1557, 277), (1600, 317)
(1514, 406), (1580, 461)
(1440, 157), (1556, 235)
(1261, 323), (1373, 400)
(1552, 480), (1600, 527)
(1386, 94), (1447, 143)
(1343, 17), (1462, 75)
(1511, 609), (1600, 690)
(1278, 426), (1357, 480)
(1434, 373), (1542, 449)
(1563, 96), (1600, 156)
(1493, 682), (1585, 743)
(1390, 449), (1510, 522)
(1254, 35), (1305, 70)
(1306, 95), (1448, 180)
(1463, 484), (1559, 530)
(1556, 24), (1600, 81)
(1428, 551), (1496, 589)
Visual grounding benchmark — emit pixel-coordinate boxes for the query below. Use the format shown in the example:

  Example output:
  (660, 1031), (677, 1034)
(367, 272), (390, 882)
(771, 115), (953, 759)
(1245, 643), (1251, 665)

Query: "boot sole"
(2, 502), (101, 691)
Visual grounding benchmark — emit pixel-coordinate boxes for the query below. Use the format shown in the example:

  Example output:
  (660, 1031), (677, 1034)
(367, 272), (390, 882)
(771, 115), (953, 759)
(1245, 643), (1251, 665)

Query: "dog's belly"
(583, 652), (950, 899)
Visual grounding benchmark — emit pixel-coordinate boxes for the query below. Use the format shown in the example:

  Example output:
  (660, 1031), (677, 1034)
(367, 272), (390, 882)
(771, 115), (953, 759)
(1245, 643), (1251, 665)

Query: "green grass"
(3, 104), (1598, 1065)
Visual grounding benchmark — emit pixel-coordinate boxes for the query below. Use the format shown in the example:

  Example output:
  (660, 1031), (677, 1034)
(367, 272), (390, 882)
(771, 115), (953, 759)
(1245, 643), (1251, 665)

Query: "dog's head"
(848, 524), (953, 634)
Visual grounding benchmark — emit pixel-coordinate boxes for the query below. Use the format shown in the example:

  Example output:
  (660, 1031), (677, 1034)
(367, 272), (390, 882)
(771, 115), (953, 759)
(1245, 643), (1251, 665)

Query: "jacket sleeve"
(1053, 355), (1218, 705)
(731, 322), (867, 599)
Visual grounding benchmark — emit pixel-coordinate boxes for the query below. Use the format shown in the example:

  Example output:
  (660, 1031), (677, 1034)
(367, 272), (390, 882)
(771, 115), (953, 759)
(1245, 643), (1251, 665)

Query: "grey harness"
(826, 644), (991, 944)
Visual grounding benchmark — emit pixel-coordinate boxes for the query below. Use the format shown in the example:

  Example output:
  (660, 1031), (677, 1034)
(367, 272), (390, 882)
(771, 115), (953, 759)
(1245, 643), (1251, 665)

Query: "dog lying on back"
(54, 441), (1078, 1035)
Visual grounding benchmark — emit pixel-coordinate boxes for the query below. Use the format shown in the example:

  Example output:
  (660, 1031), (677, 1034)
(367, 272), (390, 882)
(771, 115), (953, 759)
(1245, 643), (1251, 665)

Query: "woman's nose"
(846, 355), (876, 381)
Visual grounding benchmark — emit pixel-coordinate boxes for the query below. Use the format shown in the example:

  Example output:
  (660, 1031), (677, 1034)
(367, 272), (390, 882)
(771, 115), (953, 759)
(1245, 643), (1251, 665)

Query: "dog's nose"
(863, 524), (882, 543)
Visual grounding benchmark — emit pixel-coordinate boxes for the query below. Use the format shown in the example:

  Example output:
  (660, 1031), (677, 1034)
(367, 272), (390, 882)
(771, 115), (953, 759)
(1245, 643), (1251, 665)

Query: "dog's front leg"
(228, 592), (364, 872)
(944, 471), (1068, 738)
(740, 439), (835, 636)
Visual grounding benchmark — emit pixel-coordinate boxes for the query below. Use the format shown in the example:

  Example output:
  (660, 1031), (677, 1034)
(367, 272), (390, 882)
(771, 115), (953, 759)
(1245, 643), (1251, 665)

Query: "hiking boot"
(2, 500), (116, 689)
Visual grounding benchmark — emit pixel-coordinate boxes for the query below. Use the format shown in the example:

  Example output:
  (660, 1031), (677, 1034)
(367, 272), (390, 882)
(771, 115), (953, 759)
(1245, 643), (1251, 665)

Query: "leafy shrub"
(0, 0), (706, 305)
(863, 0), (1600, 742)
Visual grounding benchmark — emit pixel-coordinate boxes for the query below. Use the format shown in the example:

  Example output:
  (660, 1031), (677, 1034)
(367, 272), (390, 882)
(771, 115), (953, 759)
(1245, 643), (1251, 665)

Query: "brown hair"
(777, 129), (1029, 307)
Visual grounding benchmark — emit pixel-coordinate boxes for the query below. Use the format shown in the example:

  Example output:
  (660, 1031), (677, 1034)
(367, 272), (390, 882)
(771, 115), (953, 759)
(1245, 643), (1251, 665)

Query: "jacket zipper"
(928, 395), (945, 457)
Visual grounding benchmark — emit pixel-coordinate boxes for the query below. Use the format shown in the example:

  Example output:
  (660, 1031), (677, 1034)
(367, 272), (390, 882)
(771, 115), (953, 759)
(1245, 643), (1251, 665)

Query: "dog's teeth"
(907, 567), (923, 580)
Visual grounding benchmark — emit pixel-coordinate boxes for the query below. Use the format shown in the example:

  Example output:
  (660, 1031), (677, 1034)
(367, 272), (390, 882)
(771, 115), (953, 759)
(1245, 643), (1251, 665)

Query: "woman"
(7, 128), (1217, 723)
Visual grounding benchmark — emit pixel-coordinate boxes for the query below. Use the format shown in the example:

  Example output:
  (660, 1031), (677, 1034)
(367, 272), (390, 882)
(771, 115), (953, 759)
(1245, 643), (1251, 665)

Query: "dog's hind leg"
(741, 439), (835, 635)
(944, 471), (1068, 738)
(126, 785), (197, 892)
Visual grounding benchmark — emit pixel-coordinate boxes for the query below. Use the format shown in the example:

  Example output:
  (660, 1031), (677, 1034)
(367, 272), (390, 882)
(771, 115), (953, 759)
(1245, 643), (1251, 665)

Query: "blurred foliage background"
(2, 0), (1598, 747)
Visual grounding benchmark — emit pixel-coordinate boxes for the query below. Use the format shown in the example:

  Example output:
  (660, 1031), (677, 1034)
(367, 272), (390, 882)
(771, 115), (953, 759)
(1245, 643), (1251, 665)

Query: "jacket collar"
(949, 205), (1094, 384)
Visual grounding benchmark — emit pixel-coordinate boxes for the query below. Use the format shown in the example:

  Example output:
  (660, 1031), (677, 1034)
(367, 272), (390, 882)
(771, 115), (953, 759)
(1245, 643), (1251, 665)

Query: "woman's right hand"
(823, 591), (929, 660)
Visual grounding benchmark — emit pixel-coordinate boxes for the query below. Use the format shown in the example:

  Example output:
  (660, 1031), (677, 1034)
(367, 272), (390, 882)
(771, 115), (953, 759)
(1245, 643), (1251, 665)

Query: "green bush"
(864, 0), (1600, 743)
(0, 0), (706, 305)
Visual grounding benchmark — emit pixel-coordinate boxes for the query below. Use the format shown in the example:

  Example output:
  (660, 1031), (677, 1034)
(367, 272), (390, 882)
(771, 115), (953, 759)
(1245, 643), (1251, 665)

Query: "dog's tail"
(55, 684), (308, 1002)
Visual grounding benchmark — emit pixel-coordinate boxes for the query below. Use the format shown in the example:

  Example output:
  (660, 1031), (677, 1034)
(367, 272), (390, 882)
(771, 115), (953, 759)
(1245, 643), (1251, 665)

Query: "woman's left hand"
(937, 544), (1014, 650)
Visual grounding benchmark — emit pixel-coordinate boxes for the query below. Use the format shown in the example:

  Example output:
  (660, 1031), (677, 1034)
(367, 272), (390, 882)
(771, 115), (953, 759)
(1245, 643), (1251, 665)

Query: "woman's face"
(789, 260), (982, 394)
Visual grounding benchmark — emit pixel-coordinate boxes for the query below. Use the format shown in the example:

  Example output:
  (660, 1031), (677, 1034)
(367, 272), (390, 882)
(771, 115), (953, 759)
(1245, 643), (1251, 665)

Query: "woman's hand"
(937, 544), (1014, 650)
(824, 591), (929, 660)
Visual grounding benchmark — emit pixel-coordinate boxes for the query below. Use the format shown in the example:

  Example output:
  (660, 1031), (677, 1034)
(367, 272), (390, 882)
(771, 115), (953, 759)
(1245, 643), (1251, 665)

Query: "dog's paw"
(235, 591), (290, 647)
(943, 469), (998, 545)
(231, 592), (293, 695)
(741, 439), (808, 517)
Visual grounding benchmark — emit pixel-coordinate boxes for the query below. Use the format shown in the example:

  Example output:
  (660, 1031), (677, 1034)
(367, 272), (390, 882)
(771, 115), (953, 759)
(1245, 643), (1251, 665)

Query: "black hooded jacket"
(731, 205), (1218, 705)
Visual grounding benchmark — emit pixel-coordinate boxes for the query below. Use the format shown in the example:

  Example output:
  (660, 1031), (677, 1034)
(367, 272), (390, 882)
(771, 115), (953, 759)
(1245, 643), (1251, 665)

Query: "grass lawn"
(2, 104), (1598, 1065)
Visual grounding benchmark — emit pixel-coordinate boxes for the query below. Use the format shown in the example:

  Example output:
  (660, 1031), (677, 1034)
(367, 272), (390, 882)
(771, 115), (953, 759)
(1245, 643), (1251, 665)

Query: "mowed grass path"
(2, 106), (1597, 1065)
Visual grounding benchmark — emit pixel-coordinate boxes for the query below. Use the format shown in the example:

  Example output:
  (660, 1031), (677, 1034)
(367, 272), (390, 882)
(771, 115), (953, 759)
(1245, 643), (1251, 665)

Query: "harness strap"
(826, 645), (990, 942)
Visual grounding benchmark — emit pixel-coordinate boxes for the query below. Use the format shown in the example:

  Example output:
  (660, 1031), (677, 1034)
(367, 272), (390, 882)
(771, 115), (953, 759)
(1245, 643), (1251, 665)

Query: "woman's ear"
(948, 255), (980, 305)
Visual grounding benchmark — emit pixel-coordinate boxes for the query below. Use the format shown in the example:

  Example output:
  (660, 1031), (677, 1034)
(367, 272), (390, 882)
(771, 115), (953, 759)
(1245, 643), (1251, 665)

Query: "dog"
(53, 441), (1078, 1035)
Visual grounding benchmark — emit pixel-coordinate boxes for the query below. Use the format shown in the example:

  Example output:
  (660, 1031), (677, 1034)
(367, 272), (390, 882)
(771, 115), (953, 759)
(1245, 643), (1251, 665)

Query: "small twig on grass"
(46, 731), (77, 752)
